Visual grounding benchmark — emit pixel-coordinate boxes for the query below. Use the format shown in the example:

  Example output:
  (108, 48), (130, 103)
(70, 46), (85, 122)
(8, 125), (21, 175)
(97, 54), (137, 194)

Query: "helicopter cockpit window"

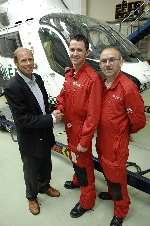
(39, 28), (71, 76)
(40, 14), (142, 64)
(88, 29), (111, 59)
(0, 32), (22, 58)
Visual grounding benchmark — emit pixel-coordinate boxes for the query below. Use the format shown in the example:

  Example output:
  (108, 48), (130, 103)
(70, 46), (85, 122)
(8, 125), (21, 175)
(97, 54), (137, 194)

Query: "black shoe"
(98, 192), (112, 200)
(110, 216), (123, 226)
(70, 202), (90, 218)
(64, 180), (80, 189)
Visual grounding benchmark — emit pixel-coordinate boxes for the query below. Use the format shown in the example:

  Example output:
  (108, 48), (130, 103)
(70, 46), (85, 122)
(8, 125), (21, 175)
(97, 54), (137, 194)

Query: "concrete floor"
(0, 94), (150, 226)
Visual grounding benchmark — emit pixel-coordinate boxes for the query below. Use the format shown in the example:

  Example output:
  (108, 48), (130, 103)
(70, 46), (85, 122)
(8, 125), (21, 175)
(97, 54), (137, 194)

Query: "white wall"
(86, 0), (143, 22)
(64, 0), (86, 14)
(86, 0), (117, 21)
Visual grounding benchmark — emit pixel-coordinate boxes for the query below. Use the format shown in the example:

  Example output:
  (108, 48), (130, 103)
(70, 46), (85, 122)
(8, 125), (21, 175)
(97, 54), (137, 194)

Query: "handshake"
(52, 110), (64, 123)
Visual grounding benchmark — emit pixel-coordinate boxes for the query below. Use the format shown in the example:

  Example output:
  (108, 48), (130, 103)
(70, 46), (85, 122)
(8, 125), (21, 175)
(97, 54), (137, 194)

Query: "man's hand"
(52, 110), (63, 123)
(77, 143), (87, 152)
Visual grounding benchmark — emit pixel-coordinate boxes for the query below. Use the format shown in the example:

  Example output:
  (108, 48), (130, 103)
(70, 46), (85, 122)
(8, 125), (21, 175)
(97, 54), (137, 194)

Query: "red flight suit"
(96, 72), (146, 218)
(57, 64), (102, 209)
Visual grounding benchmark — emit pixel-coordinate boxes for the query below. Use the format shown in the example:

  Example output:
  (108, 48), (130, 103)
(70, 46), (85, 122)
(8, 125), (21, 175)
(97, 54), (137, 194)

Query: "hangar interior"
(0, 1), (150, 226)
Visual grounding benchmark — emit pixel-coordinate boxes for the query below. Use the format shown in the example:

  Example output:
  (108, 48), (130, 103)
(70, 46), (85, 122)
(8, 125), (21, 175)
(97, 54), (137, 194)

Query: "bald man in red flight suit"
(96, 47), (146, 226)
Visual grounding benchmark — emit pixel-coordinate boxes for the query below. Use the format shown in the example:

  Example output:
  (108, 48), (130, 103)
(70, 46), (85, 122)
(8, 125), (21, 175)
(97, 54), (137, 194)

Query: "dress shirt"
(17, 70), (56, 122)
(17, 70), (46, 114)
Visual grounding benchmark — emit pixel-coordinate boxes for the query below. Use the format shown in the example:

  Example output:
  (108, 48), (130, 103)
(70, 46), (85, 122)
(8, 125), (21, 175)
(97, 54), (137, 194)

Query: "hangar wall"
(86, 0), (116, 21)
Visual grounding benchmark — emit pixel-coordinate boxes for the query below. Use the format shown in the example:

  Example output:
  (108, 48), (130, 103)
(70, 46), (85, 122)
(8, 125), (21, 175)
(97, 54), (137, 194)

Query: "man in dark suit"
(4, 47), (63, 215)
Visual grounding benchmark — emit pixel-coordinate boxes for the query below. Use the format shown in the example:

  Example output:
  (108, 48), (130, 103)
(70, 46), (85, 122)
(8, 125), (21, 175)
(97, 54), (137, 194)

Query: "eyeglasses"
(100, 58), (121, 65)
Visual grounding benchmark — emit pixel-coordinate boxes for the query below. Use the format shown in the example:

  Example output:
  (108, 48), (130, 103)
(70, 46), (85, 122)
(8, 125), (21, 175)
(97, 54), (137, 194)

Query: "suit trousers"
(21, 153), (52, 200)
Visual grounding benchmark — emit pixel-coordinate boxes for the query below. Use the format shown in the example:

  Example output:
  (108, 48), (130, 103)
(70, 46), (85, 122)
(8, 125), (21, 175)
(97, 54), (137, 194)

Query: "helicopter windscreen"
(40, 13), (143, 64)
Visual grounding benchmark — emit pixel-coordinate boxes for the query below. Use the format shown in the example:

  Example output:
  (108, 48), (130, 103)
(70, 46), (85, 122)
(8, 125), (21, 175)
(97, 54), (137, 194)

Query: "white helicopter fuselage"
(0, 13), (150, 101)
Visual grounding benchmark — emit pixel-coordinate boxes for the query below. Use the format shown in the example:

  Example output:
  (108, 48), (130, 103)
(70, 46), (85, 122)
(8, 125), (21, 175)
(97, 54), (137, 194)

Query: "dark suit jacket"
(4, 72), (55, 158)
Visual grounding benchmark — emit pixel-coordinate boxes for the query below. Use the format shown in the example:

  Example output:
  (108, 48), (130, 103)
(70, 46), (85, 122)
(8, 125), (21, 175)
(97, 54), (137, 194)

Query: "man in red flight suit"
(57, 34), (103, 218)
(96, 47), (146, 226)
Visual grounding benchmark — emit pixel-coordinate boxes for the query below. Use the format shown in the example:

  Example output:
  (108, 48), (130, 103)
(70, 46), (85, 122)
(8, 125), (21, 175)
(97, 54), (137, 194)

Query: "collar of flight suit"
(105, 72), (122, 90)
(69, 63), (87, 80)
